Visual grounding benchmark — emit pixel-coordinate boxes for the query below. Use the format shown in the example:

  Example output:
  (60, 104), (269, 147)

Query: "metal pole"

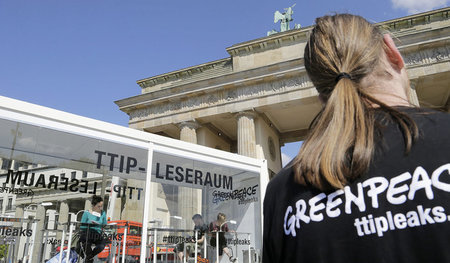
(7, 239), (13, 263)
(147, 232), (151, 263)
(19, 216), (26, 262)
(23, 235), (29, 262)
(165, 242), (168, 263)
(42, 227), (50, 262)
(11, 216), (19, 263)
(140, 145), (154, 263)
(13, 242), (16, 263)
(111, 238), (117, 263)
(65, 222), (73, 263)
(153, 228), (157, 263)
(216, 231), (219, 263)
(183, 236), (186, 263)
(9, 240), (15, 263)
(121, 224), (127, 263)
(204, 233), (207, 261)
(194, 230), (198, 263)
(110, 228), (117, 263)
(58, 225), (66, 263)
(234, 232), (237, 263)
(248, 234), (251, 263)
(28, 220), (37, 263)
(85, 223), (90, 263)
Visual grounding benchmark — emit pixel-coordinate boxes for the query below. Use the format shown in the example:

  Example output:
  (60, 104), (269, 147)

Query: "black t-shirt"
(194, 223), (208, 240)
(209, 221), (229, 247)
(263, 108), (450, 263)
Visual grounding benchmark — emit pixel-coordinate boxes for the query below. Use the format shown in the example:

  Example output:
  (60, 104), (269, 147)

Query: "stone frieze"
(403, 45), (450, 67)
(129, 74), (313, 122)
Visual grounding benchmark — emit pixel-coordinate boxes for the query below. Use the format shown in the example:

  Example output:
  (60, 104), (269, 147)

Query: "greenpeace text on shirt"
(283, 164), (450, 237)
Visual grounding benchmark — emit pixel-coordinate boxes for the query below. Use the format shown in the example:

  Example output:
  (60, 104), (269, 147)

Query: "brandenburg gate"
(116, 8), (450, 177)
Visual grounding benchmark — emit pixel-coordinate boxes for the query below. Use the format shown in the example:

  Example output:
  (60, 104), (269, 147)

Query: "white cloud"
(391, 0), (449, 14)
(281, 153), (293, 167)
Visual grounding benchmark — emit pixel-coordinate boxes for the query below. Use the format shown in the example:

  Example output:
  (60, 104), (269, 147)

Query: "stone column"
(178, 121), (201, 229)
(409, 80), (420, 107)
(56, 201), (69, 240)
(106, 177), (123, 221)
(236, 111), (258, 158)
(14, 205), (24, 222)
(33, 205), (46, 263)
(179, 121), (200, 143)
(84, 199), (92, 212)
(121, 179), (145, 222)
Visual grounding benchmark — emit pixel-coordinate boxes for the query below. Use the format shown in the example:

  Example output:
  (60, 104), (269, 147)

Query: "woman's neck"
(365, 59), (412, 107)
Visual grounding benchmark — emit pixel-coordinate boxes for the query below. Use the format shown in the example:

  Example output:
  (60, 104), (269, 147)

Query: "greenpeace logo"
(283, 164), (450, 237)
(212, 184), (258, 204)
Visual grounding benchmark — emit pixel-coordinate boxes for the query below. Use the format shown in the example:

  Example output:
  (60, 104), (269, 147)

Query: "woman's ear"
(383, 34), (405, 70)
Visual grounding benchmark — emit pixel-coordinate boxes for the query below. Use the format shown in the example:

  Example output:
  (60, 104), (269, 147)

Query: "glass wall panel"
(0, 118), (147, 262)
(149, 151), (262, 263)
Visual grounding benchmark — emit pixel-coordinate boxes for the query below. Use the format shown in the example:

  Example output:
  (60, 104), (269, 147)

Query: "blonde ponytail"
(294, 14), (417, 191)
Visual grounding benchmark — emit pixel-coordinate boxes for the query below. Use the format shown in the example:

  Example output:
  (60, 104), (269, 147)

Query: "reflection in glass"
(149, 151), (262, 263)
(0, 118), (147, 262)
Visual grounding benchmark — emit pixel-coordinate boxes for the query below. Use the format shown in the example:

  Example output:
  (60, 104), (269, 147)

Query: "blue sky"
(0, 0), (448, 165)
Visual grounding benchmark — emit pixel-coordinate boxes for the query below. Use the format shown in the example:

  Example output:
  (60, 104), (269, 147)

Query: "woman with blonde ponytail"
(263, 14), (450, 263)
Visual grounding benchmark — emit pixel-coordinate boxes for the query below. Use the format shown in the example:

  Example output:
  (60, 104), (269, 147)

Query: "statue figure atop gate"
(267, 4), (301, 36)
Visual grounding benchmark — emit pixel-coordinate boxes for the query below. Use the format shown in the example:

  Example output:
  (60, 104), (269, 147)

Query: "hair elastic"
(335, 72), (352, 83)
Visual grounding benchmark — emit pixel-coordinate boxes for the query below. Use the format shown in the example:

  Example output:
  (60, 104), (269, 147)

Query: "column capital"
(236, 111), (257, 158)
(178, 120), (201, 130)
(178, 121), (200, 144)
(235, 110), (258, 120)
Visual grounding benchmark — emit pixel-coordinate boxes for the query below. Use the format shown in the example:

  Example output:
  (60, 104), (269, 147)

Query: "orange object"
(97, 220), (145, 261)
(98, 220), (178, 261)
(56, 246), (67, 252)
